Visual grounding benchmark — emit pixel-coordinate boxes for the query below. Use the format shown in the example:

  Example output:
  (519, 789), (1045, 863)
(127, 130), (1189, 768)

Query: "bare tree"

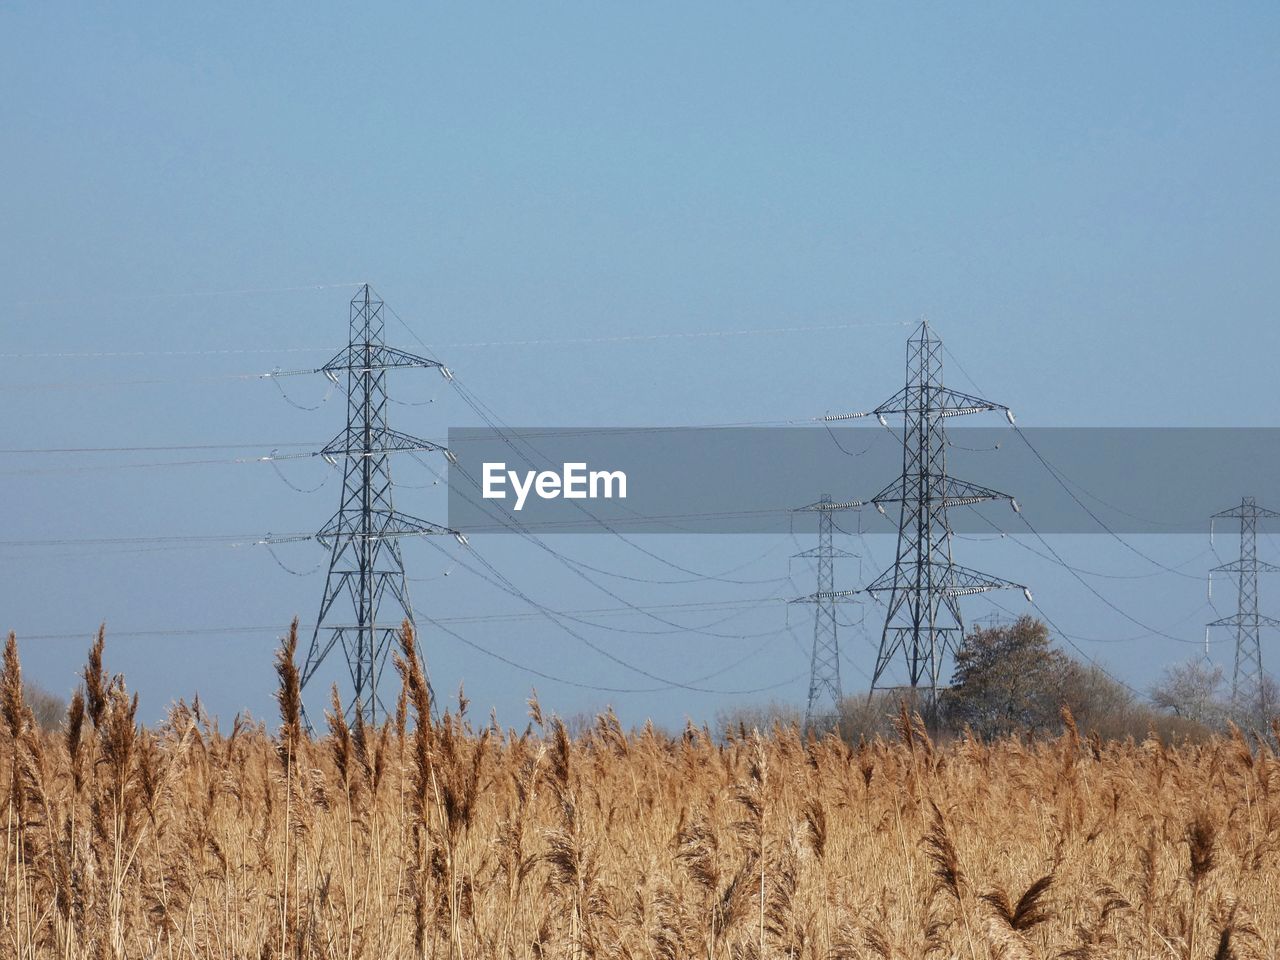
(25, 680), (67, 731)
(1150, 659), (1228, 728)
(715, 700), (801, 739)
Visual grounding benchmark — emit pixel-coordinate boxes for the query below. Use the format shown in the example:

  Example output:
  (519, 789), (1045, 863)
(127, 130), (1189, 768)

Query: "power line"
(455, 527), (793, 655)
(447, 535), (793, 691)
(8, 614), (802, 697)
(0, 366), (325, 392)
(964, 514), (1213, 582)
(368, 466), (800, 692)
(428, 531), (793, 640)
(0, 453), (318, 478)
(415, 611), (804, 696)
(443, 375), (801, 585)
(430, 317), (910, 349)
(0, 348), (328, 361)
(265, 543), (324, 576)
(0, 317), (910, 362)
(10, 281), (366, 309)
(271, 375), (335, 411)
(447, 460), (801, 641)
(0, 415), (826, 460)
(941, 343), (1200, 575)
(0, 442), (319, 454)
(989, 510), (1214, 647)
(414, 444), (789, 587)
(268, 295), (811, 702)
(938, 340), (1239, 674)
(1009, 425), (1201, 579)
(0, 532), (311, 548)
(942, 343), (1188, 538)
(13, 597), (801, 641)
(268, 455), (334, 494)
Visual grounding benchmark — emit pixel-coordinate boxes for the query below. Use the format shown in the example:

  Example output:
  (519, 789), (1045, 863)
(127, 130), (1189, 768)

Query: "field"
(2, 626), (1279, 960)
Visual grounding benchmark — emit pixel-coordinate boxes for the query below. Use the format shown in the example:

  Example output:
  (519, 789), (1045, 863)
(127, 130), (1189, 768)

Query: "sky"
(3, 3), (1280, 730)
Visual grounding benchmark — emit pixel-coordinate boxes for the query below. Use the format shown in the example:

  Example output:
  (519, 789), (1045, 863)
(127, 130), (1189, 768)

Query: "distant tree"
(715, 700), (801, 740)
(1056, 661), (1135, 735)
(940, 616), (1071, 739)
(1224, 673), (1280, 734)
(731, 620), (1231, 744)
(1257, 674), (1280, 731)
(1150, 659), (1228, 728)
(942, 622), (1216, 743)
(25, 681), (67, 732)
(835, 691), (899, 741)
(562, 711), (599, 740)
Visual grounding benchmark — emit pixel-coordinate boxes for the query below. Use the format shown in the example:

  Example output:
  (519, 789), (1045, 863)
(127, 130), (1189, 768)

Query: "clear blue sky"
(3, 3), (1279, 728)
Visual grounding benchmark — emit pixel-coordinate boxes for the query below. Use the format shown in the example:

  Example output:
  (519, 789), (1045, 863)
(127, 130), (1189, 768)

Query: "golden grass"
(2, 624), (1279, 959)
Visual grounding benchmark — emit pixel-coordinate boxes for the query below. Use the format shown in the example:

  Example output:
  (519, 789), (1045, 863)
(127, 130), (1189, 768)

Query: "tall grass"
(0, 625), (1277, 958)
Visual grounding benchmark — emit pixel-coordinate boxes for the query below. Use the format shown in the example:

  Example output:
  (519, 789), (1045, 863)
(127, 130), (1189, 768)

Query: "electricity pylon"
(823, 319), (1027, 713)
(1209, 496), (1280, 721)
(300, 284), (455, 724)
(792, 495), (860, 734)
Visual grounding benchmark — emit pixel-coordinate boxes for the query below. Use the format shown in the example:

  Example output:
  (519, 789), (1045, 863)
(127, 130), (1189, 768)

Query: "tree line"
(720, 616), (1279, 743)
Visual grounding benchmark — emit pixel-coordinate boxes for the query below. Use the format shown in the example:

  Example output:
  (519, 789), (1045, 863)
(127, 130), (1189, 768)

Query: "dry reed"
(0, 626), (1276, 959)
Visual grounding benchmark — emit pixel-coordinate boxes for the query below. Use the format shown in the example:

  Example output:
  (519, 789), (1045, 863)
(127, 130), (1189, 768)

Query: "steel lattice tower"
(841, 320), (1026, 711)
(1209, 496), (1279, 720)
(300, 284), (455, 723)
(792, 495), (860, 734)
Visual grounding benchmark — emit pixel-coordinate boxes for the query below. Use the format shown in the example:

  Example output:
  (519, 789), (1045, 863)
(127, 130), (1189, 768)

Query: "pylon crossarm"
(383, 510), (459, 538)
(868, 387), (910, 418)
(321, 427), (449, 459)
(934, 386), (1007, 416)
(872, 386), (1009, 419)
(941, 561), (1027, 595)
(320, 343), (443, 374)
(793, 546), (859, 559)
(939, 476), (1016, 506)
(1213, 504), (1280, 520)
(861, 560), (1025, 597)
(1212, 559), (1280, 574)
(374, 345), (443, 369)
(1210, 614), (1280, 629)
(317, 511), (455, 544)
(869, 476), (1014, 510)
